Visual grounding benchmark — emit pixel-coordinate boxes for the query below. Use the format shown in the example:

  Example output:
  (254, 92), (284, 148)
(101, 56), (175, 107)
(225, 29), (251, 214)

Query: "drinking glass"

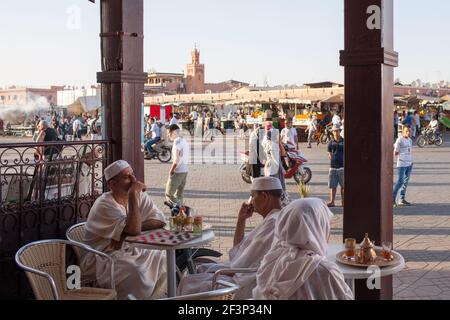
(344, 238), (356, 259)
(382, 241), (393, 260)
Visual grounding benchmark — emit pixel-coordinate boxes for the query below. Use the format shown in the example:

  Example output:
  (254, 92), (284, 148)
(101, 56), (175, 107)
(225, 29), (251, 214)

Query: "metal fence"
(0, 140), (110, 299)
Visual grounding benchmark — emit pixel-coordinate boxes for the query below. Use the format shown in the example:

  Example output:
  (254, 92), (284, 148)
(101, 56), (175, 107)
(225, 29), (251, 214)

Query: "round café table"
(327, 244), (405, 294)
(126, 230), (215, 298)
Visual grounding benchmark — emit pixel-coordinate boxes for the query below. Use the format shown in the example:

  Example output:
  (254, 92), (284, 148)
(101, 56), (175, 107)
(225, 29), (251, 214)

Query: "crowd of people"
(30, 110), (102, 144)
(394, 109), (443, 140)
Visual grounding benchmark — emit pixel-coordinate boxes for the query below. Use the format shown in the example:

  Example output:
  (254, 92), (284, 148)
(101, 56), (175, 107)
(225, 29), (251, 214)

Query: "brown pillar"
(97, 0), (147, 181)
(340, 0), (398, 300)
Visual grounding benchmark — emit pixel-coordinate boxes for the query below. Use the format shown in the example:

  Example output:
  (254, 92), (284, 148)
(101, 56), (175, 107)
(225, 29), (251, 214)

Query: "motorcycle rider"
(144, 118), (161, 159)
(426, 115), (439, 137)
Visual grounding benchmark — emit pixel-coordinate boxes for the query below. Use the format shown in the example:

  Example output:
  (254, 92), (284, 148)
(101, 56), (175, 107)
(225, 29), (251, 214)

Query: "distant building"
(0, 86), (61, 107)
(304, 82), (344, 89)
(145, 48), (249, 96)
(145, 72), (185, 95)
(204, 80), (249, 94)
(393, 85), (450, 97)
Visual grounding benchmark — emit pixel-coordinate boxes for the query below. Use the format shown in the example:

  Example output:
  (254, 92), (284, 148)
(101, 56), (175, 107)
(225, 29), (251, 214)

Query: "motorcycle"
(319, 124), (333, 145)
(164, 201), (223, 282)
(142, 139), (172, 163)
(416, 128), (443, 148)
(239, 143), (312, 185)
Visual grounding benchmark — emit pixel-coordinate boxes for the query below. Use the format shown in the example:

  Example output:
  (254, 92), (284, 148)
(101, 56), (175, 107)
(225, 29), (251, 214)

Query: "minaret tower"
(185, 45), (205, 94)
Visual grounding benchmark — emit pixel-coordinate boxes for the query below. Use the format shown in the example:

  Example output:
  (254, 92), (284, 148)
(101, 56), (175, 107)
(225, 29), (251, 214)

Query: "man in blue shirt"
(144, 118), (161, 159)
(327, 125), (344, 207)
(404, 112), (412, 127)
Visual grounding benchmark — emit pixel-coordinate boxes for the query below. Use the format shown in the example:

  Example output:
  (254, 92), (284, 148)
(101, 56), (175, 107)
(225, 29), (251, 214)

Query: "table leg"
(167, 249), (177, 297)
(345, 279), (355, 296)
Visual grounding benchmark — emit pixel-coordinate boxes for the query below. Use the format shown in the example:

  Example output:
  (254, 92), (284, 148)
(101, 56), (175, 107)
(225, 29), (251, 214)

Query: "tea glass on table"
(344, 238), (356, 260)
(169, 216), (176, 231)
(382, 241), (393, 260)
(193, 216), (203, 234)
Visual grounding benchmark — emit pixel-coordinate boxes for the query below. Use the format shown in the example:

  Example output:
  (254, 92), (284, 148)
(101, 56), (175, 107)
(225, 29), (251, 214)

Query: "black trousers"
(251, 163), (262, 179)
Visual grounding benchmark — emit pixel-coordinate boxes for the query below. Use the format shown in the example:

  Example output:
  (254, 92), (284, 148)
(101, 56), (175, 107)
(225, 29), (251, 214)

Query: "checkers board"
(126, 229), (201, 246)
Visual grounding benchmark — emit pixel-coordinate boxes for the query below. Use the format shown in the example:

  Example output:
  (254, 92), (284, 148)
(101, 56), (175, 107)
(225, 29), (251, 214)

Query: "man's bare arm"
(142, 219), (166, 231)
(122, 180), (146, 236)
(233, 203), (254, 247)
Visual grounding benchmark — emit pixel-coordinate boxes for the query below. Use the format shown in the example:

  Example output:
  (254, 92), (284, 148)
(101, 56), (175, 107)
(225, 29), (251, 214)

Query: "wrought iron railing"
(0, 140), (110, 299)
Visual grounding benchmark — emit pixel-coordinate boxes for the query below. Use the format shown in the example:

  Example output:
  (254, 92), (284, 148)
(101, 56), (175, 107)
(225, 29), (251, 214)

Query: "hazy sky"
(0, 0), (449, 87)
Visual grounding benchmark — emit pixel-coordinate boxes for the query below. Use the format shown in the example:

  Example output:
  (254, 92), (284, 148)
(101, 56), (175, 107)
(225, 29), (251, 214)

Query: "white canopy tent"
(67, 96), (102, 115)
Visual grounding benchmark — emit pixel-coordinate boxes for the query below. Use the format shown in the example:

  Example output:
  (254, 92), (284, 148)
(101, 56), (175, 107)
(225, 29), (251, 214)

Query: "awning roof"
(321, 94), (344, 104)
(278, 99), (313, 104)
(68, 96), (102, 115)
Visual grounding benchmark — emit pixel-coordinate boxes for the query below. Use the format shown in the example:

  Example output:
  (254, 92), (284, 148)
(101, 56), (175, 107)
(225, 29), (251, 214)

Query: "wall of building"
(57, 87), (101, 107)
(0, 88), (58, 106)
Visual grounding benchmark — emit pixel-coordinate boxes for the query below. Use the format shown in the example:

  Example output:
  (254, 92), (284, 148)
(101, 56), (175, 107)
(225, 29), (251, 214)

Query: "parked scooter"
(239, 142), (312, 185)
(164, 201), (222, 282)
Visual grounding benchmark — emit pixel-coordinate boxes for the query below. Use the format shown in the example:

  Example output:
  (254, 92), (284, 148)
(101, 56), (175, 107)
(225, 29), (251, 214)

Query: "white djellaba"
(253, 198), (354, 300)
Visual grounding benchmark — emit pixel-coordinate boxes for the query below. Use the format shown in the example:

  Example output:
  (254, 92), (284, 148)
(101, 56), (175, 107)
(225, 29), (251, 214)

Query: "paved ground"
(144, 129), (450, 300)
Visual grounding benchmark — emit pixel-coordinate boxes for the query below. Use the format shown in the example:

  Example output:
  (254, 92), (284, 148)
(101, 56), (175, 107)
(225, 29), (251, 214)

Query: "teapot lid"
(360, 233), (375, 248)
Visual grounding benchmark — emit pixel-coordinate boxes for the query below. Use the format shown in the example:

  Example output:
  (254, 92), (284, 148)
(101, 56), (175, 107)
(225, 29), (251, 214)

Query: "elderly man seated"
(80, 160), (167, 300)
(253, 198), (353, 300)
(177, 176), (283, 299)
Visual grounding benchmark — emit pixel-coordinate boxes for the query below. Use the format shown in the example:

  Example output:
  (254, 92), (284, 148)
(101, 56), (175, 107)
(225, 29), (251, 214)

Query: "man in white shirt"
(178, 177), (283, 299)
(144, 118), (161, 158)
(305, 114), (318, 149)
(189, 109), (198, 125)
(169, 113), (179, 126)
(427, 115), (439, 135)
(331, 112), (341, 127)
(72, 117), (82, 140)
(165, 124), (189, 205)
(80, 160), (167, 300)
(189, 110), (198, 121)
(393, 125), (413, 207)
(281, 120), (298, 149)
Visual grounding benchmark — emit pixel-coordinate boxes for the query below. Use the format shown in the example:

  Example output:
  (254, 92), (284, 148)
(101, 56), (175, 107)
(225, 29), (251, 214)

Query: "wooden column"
(340, 0), (398, 300)
(97, 0), (147, 181)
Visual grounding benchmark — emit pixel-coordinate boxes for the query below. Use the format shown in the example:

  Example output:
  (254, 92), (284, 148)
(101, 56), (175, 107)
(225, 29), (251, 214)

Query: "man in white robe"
(80, 160), (168, 300)
(253, 198), (353, 300)
(177, 177), (283, 299)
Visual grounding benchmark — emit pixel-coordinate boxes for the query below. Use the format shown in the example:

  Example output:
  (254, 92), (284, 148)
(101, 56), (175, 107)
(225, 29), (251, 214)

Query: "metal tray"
(336, 247), (402, 268)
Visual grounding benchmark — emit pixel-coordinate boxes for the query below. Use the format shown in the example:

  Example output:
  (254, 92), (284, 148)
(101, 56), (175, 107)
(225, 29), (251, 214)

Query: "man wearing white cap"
(177, 177), (282, 299)
(80, 160), (168, 300)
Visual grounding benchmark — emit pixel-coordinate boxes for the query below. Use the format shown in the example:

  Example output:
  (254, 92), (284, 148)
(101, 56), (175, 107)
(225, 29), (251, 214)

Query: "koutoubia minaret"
(185, 46), (205, 94)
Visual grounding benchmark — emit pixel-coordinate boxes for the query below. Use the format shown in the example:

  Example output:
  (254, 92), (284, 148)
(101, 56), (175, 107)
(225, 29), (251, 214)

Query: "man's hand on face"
(238, 203), (254, 221)
(128, 176), (147, 194)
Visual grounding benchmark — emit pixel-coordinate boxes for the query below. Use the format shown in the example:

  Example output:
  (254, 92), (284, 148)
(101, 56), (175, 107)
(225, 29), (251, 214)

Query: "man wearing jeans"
(144, 118), (161, 158)
(393, 125), (413, 207)
(327, 125), (344, 207)
(165, 125), (189, 205)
